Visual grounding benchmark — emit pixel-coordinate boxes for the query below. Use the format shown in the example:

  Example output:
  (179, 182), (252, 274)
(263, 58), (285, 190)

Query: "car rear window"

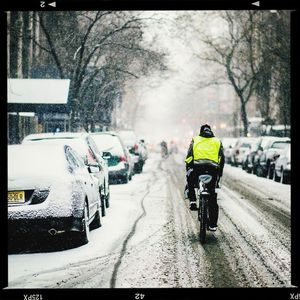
(271, 141), (290, 149)
(92, 135), (125, 156)
(8, 145), (67, 178)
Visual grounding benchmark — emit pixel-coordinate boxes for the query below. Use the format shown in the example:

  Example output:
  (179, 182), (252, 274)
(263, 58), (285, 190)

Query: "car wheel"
(267, 164), (274, 179)
(273, 169), (280, 182)
(101, 195), (106, 217)
(256, 165), (263, 177)
(121, 174), (129, 184)
(281, 169), (289, 184)
(77, 201), (90, 245)
(252, 165), (257, 175)
(90, 197), (102, 230)
(105, 191), (110, 209)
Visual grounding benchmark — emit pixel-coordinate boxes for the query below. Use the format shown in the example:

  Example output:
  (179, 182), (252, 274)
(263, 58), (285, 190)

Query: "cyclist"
(184, 124), (224, 231)
(160, 140), (168, 158)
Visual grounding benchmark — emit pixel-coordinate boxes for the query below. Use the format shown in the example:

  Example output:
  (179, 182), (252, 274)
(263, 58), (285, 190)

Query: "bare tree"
(30, 11), (166, 131)
(197, 11), (262, 136)
(176, 10), (291, 135)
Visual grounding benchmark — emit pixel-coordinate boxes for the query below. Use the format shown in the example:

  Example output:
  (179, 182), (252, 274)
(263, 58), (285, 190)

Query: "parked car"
(118, 130), (146, 173)
(221, 137), (238, 164)
(90, 132), (133, 184)
(22, 132), (109, 216)
(251, 136), (278, 175)
(230, 137), (258, 167)
(254, 136), (290, 178)
(241, 137), (261, 172)
(8, 144), (102, 245)
(273, 143), (291, 184)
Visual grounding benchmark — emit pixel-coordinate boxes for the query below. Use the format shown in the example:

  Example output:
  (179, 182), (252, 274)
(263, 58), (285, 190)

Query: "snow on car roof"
(22, 137), (89, 159)
(22, 132), (89, 142)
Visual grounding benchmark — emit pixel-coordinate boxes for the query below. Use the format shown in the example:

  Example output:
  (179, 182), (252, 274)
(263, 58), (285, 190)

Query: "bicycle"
(196, 174), (213, 244)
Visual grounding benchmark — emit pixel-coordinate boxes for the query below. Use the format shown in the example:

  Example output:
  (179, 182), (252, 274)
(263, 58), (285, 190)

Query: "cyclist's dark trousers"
(187, 164), (219, 227)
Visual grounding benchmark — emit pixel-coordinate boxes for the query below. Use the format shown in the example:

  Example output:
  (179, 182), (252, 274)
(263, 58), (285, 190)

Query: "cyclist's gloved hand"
(186, 168), (193, 177)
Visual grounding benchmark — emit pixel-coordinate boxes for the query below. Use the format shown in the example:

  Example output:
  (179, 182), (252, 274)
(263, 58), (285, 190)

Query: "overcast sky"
(129, 11), (203, 144)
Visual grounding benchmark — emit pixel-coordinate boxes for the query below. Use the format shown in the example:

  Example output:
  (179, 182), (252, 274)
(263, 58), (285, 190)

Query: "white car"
(22, 132), (110, 216)
(118, 130), (146, 173)
(231, 137), (258, 167)
(8, 144), (102, 246)
(221, 137), (238, 164)
(91, 132), (133, 183)
(273, 143), (291, 184)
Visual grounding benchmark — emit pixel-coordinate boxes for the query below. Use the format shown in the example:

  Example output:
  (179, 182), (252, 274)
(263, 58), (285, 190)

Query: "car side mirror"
(88, 164), (100, 173)
(129, 147), (135, 155)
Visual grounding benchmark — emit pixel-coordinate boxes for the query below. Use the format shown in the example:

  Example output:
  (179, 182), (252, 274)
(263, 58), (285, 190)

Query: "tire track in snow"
(216, 187), (291, 287)
(221, 185), (290, 250)
(222, 174), (290, 228)
(109, 160), (161, 288)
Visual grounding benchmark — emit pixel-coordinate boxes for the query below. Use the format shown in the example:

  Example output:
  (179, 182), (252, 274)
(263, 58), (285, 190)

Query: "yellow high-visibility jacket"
(185, 136), (222, 165)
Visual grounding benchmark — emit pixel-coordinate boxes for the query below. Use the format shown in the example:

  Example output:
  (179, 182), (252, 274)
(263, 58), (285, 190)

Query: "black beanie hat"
(200, 124), (211, 134)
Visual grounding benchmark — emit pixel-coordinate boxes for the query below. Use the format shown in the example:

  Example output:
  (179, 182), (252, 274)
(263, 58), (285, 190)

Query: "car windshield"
(271, 141), (290, 149)
(239, 138), (257, 148)
(92, 134), (125, 156)
(240, 142), (252, 148)
(261, 138), (275, 149)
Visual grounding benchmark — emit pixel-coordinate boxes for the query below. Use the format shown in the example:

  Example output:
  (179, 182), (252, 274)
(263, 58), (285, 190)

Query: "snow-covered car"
(273, 143), (291, 184)
(22, 132), (110, 216)
(230, 137), (258, 167)
(117, 130), (146, 173)
(241, 137), (260, 172)
(221, 137), (238, 164)
(90, 132), (133, 184)
(8, 144), (102, 245)
(254, 137), (290, 178)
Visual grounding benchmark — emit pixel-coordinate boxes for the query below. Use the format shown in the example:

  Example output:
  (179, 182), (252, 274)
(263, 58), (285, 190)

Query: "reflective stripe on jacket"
(185, 136), (221, 164)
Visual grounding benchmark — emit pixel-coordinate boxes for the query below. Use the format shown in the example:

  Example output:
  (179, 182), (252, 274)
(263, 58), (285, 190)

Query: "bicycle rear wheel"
(199, 195), (207, 244)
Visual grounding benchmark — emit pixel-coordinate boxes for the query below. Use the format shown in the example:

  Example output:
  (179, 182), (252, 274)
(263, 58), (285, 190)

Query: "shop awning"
(7, 79), (71, 113)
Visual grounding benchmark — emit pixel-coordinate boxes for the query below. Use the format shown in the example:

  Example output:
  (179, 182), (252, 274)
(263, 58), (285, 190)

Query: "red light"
(119, 156), (127, 162)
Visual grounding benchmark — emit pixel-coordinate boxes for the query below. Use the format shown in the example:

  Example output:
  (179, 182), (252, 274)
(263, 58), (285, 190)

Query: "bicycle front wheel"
(199, 196), (207, 244)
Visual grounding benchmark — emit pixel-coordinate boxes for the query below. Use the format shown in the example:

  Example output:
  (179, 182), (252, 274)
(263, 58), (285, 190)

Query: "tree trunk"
(240, 101), (248, 137)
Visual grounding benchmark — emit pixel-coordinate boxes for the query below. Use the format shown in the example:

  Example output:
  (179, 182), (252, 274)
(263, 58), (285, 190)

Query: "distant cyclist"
(160, 140), (169, 158)
(184, 124), (224, 231)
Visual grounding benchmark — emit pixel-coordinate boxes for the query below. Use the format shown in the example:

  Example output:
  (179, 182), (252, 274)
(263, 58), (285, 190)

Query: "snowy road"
(7, 151), (291, 288)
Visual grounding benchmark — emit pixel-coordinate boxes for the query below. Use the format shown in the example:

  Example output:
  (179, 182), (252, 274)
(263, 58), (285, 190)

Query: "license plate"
(8, 191), (25, 204)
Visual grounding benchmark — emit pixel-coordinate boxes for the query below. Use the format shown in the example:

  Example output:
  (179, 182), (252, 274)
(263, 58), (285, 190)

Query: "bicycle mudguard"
(198, 174), (212, 184)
